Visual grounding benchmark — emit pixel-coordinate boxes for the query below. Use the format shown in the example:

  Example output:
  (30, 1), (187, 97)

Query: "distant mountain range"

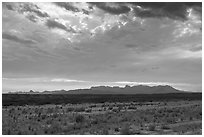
(9, 85), (188, 94)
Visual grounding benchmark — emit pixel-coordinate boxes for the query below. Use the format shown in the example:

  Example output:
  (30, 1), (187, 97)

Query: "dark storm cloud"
(131, 2), (202, 21)
(20, 3), (49, 18)
(26, 14), (38, 23)
(89, 2), (201, 21)
(46, 19), (76, 33)
(82, 9), (89, 15)
(3, 3), (49, 18)
(54, 2), (80, 12)
(2, 32), (36, 44)
(3, 3), (14, 10)
(3, 3), (49, 23)
(89, 2), (131, 15)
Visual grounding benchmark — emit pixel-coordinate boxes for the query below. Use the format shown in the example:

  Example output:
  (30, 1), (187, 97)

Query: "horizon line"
(3, 84), (200, 94)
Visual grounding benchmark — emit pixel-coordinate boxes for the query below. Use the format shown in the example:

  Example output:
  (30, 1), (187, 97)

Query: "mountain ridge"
(8, 85), (189, 94)
(65, 85), (185, 94)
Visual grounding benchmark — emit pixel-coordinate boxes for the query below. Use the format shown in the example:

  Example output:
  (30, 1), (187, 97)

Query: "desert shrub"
(91, 119), (98, 124)
(143, 117), (148, 122)
(128, 106), (137, 109)
(17, 131), (22, 135)
(164, 102), (167, 105)
(161, 124), (170, 129)
(41, 114), (46, 120)
(166, 117), (176, 124)
(28, 125), (31, 131)
(63, 121), (67, 126)
(66, 107), (74, 112)
(73, 123), (83, 130)
(148, 124), (156, 131)
(112, 108), (119, 112)
(44, 128), (48, 134)
(22, 109), (27, 114)
(199, 112), (202, 116)
(75, 114), (85, 123)
(118, 106), (123, 111)
(120, 125), (130, 135)
(47, 108), (53, 113)
(172, 122), (201, 133)
(62, 124), (73, 133)
(90, 104), (96, 108)
(121, 116), (128, 122)
(115, 127), (119, 132)
(85, 109), (91, 113)
(74, 107), (85, 112)
(46, 119), (53, 124)
(53, 113), (58, 118)
(37, 112), (41, 117)
(49, 123), (62, 134)
(7, 129), (11, 135)
(102, 128), (109, 135)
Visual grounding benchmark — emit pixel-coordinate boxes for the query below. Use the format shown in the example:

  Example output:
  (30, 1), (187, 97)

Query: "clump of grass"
(66, 107), (74, 112)
(75, 114), (85, 123)
(102, 128), (109, 135)
(74, 107), (85, 112)
(85, 109), (91, 113)
(148, 124), (156, 131)
(7, 129), (11, 135)
(114, 127), (119, 132)
(120, 124), (131, 135)
(161, 124), (170, 129)
(17, 131), (22, 135)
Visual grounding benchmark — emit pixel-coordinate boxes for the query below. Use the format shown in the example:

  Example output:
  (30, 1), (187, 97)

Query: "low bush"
(102, 128), (109, 135)
(85, 109), (91, 113)
(75, 114), (85, 123)
(120, 125), (131, 135)
(128, 106), (137, 109)
(66, 107), (74, 112)
(161, 124), (170, 129)
(114, 127), (119, 132)
(74, 107), (85, 112)
(148, 124), (156, 131)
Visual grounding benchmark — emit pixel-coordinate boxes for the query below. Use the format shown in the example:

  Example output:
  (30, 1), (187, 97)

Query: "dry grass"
(2, 100), (202, 135)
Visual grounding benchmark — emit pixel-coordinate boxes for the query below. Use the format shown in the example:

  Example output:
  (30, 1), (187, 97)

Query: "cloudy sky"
(2, 2), (202, 92)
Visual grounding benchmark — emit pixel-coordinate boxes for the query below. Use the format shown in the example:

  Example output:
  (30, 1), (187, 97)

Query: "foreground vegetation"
(2, 95), (202, 135)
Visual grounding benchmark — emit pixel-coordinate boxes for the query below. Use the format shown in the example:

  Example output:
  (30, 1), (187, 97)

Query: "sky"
(2, 2), (202, 92)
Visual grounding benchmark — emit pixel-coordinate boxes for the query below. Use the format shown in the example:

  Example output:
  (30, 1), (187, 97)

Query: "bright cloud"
(50, 78), (87, 83)
(173, 8), (201, 38)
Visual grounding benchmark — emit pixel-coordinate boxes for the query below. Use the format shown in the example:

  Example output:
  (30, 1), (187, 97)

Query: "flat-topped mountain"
(38, 85), (185, 94)
(8, 85), (187, 94)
